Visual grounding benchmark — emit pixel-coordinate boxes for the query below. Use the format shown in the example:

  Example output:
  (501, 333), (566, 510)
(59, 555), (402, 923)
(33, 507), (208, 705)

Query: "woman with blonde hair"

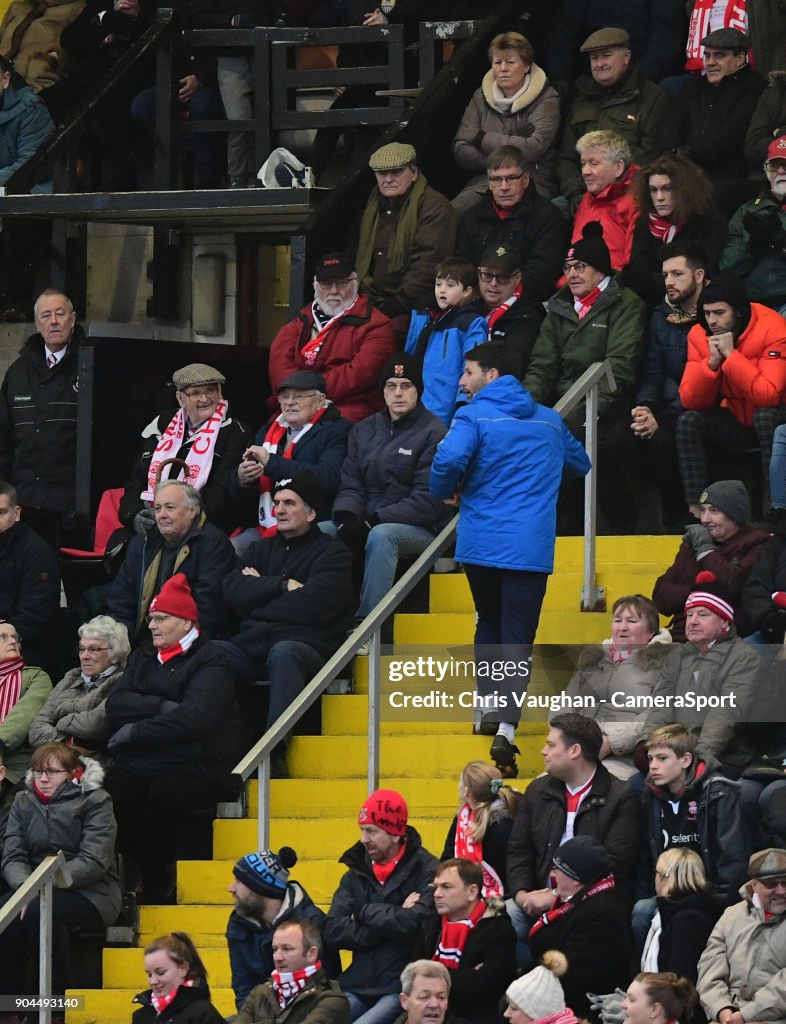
(442, 759), (519, 896)
(133, 931), (224, 1023)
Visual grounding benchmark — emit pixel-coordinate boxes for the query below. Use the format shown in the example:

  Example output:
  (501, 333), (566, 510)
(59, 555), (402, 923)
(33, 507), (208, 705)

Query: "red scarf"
(142, 400), (229, 501)
(302, 296), (360, 366)
(529, 875), (616, 937)
(255, 406), (328, 535)
(575, 286), (604, 319)
(487, 283), (523, 336)
(0, 656), (24, 721)
(608, 643), (636, 665)
(454, 804), (503, 898)
(157, 626), (200, 664)
(433, 899), (487, 968)
(151, 979), (194, 1014)
(648, 212), (684, 243)
(492, 200), (512, 221)
(372, 840), (407, 884)
(271, 962), (321, 1008)
(685, 0), (748, 71)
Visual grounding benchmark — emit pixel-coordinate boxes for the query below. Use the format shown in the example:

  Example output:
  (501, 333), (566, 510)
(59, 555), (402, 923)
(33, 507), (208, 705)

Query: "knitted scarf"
(0, 656), (23, 721)
(157, 626), (200, 664)
(271, 962), (321, 1009)
(490, 74), (531, 112)
(355, 173), (429, 283)
(487, 283), (523, 336)
(454, 804), (504, 898)
(529, 875), (616, 938)
(648, 212), (684, 243)
(433, 899), (487, 969)
(372, 840), (407, 884)
(574, 286), (604, 319)
(151, 979), (194, 1015)
(608, 643), (636, 664)
(536, 1010), (580, 1024)
(141, 400), (229, 501)
(301, 295), (361, 366)
(255, 406), (328, 534)
(685, 0), (748, 71)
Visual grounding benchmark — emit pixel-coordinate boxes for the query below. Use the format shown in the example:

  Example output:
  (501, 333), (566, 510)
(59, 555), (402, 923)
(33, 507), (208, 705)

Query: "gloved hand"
(684, 523), (714, 557)
(743, 206), (785, 253)
(107, 723), (135, 750)
(133, 507), (156, 537)
(762, 608), (786, 641)
(335, 513), (368, 546)
(587, 989), (627, 1024)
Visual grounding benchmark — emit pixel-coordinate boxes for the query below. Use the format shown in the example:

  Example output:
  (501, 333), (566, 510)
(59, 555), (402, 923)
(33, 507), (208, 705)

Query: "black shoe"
(474, 716), (499, 736)
(490, 734), (520, 778)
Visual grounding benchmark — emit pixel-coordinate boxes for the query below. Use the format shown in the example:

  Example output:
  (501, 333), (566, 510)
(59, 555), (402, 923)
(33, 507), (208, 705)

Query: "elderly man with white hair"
(571, 129), (639, 271)
(268, 253), (396, 423)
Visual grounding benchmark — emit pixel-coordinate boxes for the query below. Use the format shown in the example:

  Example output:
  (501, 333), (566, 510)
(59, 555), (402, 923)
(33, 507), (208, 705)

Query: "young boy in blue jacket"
(404, 257), (487, 425)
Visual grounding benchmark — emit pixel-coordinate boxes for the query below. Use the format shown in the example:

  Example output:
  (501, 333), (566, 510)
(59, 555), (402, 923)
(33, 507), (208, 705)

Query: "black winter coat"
(105, 635), (241, 783)
(0, 521), (60, 672)
(742, 530), (786, 641)
(639, 762), (751, 898)
(0, 326), (86, 510)
(746, 71), (786, 167)
(228, 404), (351, 527)
(528, 884), (633, 1021)
(486, 299), (545, 380)
(456, 184), (568, 304)
(332, 403), (451, 530)
(679, 65), (768, 182)
(411, 905), (516, 1024)
(132, 984), (225, 1024)
(656, 891), (724, 983)
(119, 409), (250, 532)
(506, 763), (641, 901)
(324, 826), (439, 998)
(223, 524), (355, 661)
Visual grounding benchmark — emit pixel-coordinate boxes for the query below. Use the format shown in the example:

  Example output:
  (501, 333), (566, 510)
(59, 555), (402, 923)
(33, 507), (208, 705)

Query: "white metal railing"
(0, 852), (72, 1024)
(230, 360), (616, 845)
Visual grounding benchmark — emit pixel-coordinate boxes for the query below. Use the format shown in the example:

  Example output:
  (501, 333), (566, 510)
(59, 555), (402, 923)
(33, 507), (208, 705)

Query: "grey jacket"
(28, 663), (125, 750)
(2, 755), (121, 924)
(697, 883), (786, 1023)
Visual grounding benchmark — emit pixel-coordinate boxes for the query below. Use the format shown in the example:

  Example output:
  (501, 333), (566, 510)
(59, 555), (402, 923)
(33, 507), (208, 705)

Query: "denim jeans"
(632, 895), (658, 955)
(345, 991), (402, 1024)
(358, 523), (434, 617)
(130, 83), (224, 182)
(770, 423), (786, 508)
(217, 55), (254, 177)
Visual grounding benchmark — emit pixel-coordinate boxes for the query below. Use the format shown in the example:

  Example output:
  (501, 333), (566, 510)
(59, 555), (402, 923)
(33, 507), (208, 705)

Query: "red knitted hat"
(358, 789), (408, 836)
(149, 573), (198, 622)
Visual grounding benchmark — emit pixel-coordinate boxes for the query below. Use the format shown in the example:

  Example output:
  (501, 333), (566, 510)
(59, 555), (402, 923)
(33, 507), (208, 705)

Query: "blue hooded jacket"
(430, 375), (590, 571)
(0, 82), (54, 192)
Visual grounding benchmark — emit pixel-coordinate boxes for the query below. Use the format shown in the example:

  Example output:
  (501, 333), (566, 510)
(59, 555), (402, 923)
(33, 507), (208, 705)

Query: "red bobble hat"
(358, 789), (408, 836)
(149, 573), (198, 622)
(685, 570), (734, 624)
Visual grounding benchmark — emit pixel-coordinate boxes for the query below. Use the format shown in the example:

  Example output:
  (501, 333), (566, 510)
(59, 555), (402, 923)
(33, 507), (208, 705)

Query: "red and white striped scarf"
(271, 962), (321, 1008)
(529, 875), (616, 937)
(575, 286), (604, 319)
(454, 804), (504, 898)
(157, 626), (200, 664)
(142, 400), (229, 501)
(648, 212), (684, 243)
(0, 656), (24, 721)
(487, 283), (523, 336)
(151, 979), (194, 1014)
(433, 899), (487, 969)
(302, 296), (361, 366)
(685, 0), (748, 71)
(255, 406), (328, 534)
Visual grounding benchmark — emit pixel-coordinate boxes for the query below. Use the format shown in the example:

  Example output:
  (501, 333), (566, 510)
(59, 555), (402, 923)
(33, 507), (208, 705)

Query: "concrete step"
(177, 857), (344, 906)
(66, 986), (235, 1024)
(393, 610), (607, 644)
(103, 945), (233, 989)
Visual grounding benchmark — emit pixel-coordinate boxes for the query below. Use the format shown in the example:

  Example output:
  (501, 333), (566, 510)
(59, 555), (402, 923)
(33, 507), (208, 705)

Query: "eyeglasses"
(78, 645), (109, 655)
(146, 613), (174, 625)
(0, 632), (19, 644)
(758, 876), (786, 889)
(478, 269), (516, 285)
(384, 381), (416, 392)
(488, 173), (524, 186)
(316, 277), (355, 291)
(277, 391), (319, 403)
(563, 262), (589, 274)
(179, 385), (220, 399)
(32, 768), (69, 778)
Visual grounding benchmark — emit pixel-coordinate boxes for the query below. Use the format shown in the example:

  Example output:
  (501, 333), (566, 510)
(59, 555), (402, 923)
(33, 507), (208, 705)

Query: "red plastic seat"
(60, 488), (124, 558)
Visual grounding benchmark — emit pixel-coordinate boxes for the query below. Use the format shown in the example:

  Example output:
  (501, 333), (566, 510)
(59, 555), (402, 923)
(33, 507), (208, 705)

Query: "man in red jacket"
(268, 253), (395, 423)
(677, 273), (786, 514)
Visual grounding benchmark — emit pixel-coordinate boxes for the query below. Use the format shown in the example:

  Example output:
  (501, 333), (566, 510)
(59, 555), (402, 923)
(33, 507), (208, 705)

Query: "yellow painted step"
(287, 734), (545, 778)
(66, 986), (235, 1024)
(103, 945), (233, 989)
(554, 534), (681, 565)
(176, 857), (343, 906)
(352, 652), (579, 694)
(394, 611), (607, 645)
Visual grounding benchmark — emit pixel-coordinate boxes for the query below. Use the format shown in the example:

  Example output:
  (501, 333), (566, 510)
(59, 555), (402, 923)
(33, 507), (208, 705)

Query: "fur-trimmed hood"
(482, 62), (548, 114)
(578, 627), (672, 670)
(24, 753), (105, 795)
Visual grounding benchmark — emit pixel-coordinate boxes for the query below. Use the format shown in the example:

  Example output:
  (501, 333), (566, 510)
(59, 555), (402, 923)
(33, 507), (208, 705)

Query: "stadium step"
(69, 534), (678, 1023)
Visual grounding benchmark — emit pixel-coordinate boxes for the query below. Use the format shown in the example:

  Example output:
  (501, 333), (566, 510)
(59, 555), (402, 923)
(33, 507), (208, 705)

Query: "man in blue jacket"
(430, 342), (591, 777)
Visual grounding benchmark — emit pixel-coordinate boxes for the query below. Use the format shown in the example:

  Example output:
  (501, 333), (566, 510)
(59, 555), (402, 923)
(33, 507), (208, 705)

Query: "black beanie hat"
(697, 273), (752, 336)
(273, 470), (323, 511)
(565, 222), (612, 277)
(380, 352), (423, 398)
(552, 836), (610, 884)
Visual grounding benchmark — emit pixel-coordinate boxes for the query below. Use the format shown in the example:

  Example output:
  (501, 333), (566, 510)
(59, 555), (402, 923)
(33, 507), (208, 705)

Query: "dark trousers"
(0, 889), (103, 994)
(464, 563), (548, 726)
(601, 416), (684, 529)
(104, 767), (225, 901)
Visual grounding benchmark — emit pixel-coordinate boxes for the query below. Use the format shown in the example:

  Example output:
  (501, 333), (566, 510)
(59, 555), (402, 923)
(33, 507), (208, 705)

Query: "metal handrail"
(232, 361), (616, 847)
(0, 852), (72, 1024)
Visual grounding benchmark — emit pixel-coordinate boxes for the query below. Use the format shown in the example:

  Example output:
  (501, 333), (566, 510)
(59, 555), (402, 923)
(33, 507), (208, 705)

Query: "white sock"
(496, 723), (515, 743)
